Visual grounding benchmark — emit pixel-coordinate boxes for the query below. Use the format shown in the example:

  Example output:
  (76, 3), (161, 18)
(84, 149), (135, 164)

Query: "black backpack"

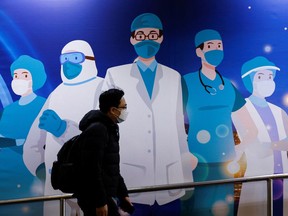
(51, 134), (82, 193)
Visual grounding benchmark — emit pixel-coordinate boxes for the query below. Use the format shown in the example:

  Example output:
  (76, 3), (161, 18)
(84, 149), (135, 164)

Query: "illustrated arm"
(177, 75), (197, 182)
(232, 105), (258, 160)
(266, 109), (288, 151)
(23, 102), (48, 176)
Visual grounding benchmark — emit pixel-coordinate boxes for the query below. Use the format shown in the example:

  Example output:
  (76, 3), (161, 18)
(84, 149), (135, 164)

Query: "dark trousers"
(78, 197), (120, 216)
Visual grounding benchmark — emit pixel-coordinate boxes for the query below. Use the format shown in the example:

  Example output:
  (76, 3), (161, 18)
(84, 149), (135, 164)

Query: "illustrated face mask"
(117, 109), (129, 123)
(11, 79), (31, 95)
(253, 80), (275, 98)
(63, 62), (82, 79)
(134, 40), (160, 59)
(203, 50), (224, 67)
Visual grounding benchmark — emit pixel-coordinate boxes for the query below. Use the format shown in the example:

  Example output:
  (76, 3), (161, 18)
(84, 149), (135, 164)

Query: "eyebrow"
(207, 42), (222, 45)
(13, 71), (29, 75)
(136, 30), (158, 34)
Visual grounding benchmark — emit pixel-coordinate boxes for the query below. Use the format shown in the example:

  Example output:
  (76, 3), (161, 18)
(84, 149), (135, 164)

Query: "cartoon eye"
(208, 45), (211, 48)
(25, 74), (28, 78)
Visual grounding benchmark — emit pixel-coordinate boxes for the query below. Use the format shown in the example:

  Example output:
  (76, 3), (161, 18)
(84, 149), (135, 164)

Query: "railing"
(0, 173), (287, 216)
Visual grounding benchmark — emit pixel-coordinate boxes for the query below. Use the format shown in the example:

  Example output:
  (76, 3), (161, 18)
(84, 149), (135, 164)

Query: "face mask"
(134, 40), (160, 58)
(116, 109), (129, 123)
(253, 80), (275, 98)
(63, 62), (82, 79)
(11, 79), (31, 95)
(203, 50), (224, 67)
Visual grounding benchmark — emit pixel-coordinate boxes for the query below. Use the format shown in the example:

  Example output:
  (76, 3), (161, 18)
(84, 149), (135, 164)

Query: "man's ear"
(130, 36), (137, 45)
(157, 35), (163, 44)
(110, 107), (119, 116)
(196, 48), (203, 58)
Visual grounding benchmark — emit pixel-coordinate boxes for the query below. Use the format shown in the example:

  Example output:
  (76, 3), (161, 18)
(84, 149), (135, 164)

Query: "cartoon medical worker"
(182, 29), (258, 215)
(234, 56), (288, 216)
(102, 13), (197, 216)
(0, 55), (47, 215)
(23, 40), (103, 216)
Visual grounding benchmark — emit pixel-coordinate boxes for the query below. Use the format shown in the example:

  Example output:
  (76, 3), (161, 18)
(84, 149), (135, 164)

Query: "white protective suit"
(236, 98), (288, 216)
(23, 40), (103, 216)
(102, 62), (193, 205)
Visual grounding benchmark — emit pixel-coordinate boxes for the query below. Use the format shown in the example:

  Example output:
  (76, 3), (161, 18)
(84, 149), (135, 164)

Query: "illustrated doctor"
(0, 55), (47, 215)
(23, 40), (103, 216)
(102, 13), (196, 216)
(182, 29), (258, 216)
(234, 56), (288, 216)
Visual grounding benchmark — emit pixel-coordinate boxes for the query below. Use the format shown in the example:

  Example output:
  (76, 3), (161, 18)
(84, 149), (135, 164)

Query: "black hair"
(99, 88), (124, 113)
(196, 43), (204, 50)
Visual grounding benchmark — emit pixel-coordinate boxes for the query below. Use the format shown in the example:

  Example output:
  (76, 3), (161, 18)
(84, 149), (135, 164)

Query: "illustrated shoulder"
(107, 63), (132, 72)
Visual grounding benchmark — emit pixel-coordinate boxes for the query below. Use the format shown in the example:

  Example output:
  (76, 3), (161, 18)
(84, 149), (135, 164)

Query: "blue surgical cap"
(10, 55), (47, 91)
(131, 13), (163, 32)
(241, 56), (280, 93)
(195, 29), (222, 47)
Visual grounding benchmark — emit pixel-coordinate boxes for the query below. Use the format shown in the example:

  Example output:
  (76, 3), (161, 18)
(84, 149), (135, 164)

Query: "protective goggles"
(60, 52), (95, 64)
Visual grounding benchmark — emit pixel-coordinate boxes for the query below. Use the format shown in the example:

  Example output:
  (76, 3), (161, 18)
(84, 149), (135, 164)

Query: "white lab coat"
(102, 62), (193, 205)
(237, 99), (288, 216)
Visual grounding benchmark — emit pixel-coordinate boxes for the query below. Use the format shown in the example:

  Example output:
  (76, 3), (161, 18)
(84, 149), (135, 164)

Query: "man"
(102, 13), (196, 215)
(182, 29), (258, 215)
(75, 88), (134, 216)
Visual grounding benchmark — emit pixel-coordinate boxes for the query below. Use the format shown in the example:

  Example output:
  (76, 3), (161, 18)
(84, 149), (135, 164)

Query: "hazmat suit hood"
(61, 40), (98, 85)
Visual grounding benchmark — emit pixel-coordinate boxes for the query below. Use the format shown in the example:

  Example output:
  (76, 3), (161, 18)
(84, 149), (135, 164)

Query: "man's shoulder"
(158, 63), (178, 72)
(107, 63), (133, 72)
(183, 71), (198, 80)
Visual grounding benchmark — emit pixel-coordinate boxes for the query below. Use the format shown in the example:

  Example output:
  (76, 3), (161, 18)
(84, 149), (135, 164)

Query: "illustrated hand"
(38, 109), (67, 137)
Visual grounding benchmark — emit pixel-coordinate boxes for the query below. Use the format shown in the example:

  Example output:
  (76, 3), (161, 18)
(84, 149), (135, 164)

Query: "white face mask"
(253, 80), (275, 98)
(116, 109), (128, 123)
(11, 79), (32, 96)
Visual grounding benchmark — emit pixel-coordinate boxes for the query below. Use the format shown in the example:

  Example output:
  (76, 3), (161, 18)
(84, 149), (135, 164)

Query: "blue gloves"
(39, 109), (67, 137)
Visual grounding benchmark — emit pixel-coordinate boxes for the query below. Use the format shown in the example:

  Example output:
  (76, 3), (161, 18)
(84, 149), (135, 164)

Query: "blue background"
(0, 0), (287, 107)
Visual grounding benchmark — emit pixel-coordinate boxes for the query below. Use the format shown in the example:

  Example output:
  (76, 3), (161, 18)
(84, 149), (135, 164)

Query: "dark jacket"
(75, 110), (129, 208)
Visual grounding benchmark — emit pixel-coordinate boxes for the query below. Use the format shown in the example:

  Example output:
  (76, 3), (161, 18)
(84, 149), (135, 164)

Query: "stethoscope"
(198, 67), (225, 95)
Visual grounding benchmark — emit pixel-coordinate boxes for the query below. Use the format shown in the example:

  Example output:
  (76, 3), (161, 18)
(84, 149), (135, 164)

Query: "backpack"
(51, 134), (82, 193)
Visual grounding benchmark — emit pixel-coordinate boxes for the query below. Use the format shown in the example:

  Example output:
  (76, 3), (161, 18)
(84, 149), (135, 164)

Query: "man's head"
(195, 29), (224, 67)
(130, 13), (163, 59)
(99, 88), (128, 123)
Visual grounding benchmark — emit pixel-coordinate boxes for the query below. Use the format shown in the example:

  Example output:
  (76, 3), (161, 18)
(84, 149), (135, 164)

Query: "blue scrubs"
(0, 95), (46, 216)
(182, 71), (245, 215)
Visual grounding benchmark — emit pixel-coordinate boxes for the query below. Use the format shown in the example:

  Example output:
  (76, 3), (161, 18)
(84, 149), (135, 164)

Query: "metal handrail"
(1, 173), (287, 216)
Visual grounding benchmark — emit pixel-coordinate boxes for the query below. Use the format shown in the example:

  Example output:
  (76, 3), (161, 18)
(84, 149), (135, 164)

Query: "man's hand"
(96, 204), (108, 216)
